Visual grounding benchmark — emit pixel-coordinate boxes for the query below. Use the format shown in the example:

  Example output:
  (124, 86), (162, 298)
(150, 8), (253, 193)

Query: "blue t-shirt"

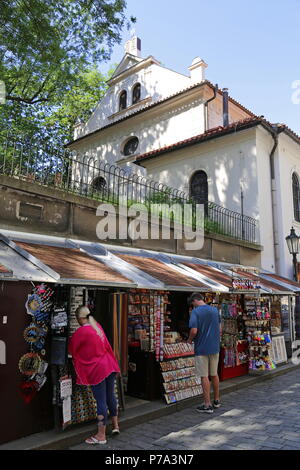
(189, 305), (221, 356)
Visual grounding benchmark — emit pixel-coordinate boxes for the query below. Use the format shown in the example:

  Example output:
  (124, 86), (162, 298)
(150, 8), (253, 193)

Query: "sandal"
(85, 436), (107, 445)
(112, 428), (120, 435)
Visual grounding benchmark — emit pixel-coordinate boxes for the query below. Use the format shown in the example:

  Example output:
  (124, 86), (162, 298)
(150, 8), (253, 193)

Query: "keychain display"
(244, 297), (276, 371)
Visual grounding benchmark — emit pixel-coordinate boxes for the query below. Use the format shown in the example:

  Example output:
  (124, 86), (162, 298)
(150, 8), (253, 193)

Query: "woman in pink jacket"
(69, 306), (120, 445)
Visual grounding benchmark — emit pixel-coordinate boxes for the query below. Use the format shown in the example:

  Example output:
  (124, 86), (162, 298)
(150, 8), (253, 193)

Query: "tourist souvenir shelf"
(160, 353), (202, 404)
(219, 298), (249, 380)
(243, 297), (276, 372)
(160, 308), (202, 404)
(127, 290), (169, 359)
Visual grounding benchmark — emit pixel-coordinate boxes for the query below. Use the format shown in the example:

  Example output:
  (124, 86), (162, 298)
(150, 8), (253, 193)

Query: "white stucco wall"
(255, 127), (276, 272)
(74, 60), (191, 140)
(142, 129), (257, 210)
(70, 92), (207, 177)
(274, 133), (300, 279)
(139, 128), (264, 246)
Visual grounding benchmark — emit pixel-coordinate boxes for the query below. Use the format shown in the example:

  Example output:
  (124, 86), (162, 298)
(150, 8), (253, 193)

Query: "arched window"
(190, 170), (208, 207)
(119, 90), (127, 111)
(293, 172), (300, 222)
(123, 137), (139, 156)
(132, 83), (141, 104)
(92, 176), (107, 192)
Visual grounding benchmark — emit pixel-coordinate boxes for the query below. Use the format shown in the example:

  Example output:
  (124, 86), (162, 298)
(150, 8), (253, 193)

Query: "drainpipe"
(269, 125), (285, 274)
(222, 88), (229, 127)
(204, 84), (218, 132)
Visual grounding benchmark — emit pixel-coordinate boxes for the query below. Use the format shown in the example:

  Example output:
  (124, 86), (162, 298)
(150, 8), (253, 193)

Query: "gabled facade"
(67, 37), (252, 172)
(67, 37), (300, 280)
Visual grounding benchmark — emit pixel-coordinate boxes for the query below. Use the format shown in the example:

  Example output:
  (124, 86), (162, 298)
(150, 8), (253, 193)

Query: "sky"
(102, 0), (300, 134)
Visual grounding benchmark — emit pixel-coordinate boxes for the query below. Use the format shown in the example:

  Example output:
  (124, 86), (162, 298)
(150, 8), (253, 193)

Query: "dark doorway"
(87, 289), (112, 343)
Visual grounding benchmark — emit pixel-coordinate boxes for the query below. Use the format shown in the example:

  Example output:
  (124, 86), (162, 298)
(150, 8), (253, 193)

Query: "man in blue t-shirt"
(187, 292), (221, 413)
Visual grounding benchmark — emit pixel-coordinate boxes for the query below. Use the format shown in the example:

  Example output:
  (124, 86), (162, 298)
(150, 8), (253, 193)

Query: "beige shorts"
(195, 354), (219, 377)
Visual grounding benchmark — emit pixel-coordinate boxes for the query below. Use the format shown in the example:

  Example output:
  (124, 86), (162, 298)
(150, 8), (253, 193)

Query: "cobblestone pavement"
(70, 370), (300, 451)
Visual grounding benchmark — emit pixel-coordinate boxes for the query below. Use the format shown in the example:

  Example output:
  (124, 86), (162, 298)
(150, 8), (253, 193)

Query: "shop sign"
(232, 278), (261, 290)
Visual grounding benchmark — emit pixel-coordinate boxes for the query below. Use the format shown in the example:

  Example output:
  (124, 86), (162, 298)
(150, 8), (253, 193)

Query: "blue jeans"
(91, 373), (118, 425)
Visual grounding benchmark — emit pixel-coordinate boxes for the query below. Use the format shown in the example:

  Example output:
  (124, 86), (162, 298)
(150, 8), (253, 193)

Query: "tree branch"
(6, 95), (50, 104)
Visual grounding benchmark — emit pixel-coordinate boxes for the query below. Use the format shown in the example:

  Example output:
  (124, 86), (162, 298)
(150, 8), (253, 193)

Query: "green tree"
(0, 0), (135, 144)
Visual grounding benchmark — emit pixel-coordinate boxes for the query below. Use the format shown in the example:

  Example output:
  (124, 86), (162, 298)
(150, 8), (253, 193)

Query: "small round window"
(92, 176), (107, 191)
(123, 137), (139, 156)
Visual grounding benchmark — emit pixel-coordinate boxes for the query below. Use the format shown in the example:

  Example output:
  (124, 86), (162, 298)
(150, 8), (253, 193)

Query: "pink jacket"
(68, 323), (120, 386)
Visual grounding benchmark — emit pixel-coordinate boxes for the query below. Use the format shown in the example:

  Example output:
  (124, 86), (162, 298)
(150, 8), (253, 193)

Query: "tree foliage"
(0, 0), (135, 145)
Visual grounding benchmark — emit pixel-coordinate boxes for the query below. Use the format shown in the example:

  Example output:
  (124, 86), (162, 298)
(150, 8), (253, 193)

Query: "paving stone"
(258, 441), (284, 450)
(159, 443), (189, 450)
(280, 435), (300, 444)
(281, 444), (300, 450)
(69, 369), (300, 451)
(237, 443), (260, 450)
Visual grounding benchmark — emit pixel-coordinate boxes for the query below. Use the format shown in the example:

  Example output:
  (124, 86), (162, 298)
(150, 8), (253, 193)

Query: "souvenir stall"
(19, 281), (73, 430)
(218, 293), (249, 381)
(55, 286), (127, 429)
(18, 282), (129, 432)
(217, 269), (278, 377)
(126, 289), (200, 404)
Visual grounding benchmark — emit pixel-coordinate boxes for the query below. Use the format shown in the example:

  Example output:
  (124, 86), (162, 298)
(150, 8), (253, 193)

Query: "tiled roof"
(15, 242), (133, 284)
(182, 263), (233, 289)
(266, 272), (300, 289)
(134, 117), (266, 163)
(276, 123), (300, 145)
(116, 254), (208, 289)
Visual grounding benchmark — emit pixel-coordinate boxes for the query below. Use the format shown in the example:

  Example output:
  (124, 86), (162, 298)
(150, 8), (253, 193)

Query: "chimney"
(125, 36), (142, 57)
(222, 88), (229, 127)
(188, 57), (208, 84)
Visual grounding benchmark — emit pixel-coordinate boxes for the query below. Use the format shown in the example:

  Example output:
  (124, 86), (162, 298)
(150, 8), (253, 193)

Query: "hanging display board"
(219, 295), (249, 380)
(271, 334), (288, 365)
(244, 296), (276, 372)
(19, 283), (54, 404)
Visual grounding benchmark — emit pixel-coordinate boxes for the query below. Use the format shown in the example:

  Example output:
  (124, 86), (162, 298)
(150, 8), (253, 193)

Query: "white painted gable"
(110, 53), (143, 80)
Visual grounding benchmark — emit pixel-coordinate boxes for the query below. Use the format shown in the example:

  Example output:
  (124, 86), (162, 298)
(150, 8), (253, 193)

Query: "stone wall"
(0, 175), (262, 266)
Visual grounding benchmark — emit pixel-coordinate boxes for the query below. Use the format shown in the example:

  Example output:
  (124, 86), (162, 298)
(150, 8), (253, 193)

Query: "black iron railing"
(0, 134), (259, 244)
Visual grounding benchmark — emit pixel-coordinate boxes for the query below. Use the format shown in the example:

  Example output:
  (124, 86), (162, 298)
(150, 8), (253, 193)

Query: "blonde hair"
(75, 306), (104, 340)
